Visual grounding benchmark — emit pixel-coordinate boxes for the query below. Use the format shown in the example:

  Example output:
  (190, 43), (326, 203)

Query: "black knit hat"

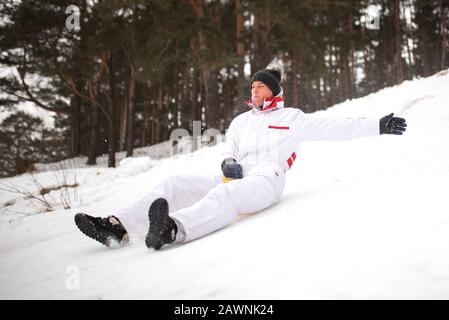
(250, 69), (282, 96)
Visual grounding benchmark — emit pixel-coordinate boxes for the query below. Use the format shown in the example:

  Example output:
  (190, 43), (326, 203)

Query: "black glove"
(380, 113), (407, 135)
(221, 158), (243, 179)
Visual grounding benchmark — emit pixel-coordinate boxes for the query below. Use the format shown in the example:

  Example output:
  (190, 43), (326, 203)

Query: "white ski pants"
(114, 167), (286, 242)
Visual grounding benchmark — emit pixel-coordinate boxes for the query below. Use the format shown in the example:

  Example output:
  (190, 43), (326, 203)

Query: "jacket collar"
(245, 88), (284, 113)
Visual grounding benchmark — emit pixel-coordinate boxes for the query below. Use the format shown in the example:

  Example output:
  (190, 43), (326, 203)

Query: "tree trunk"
(161, 93), (169, 141)
(141, 84), (150, 147)
(394, 0), (404, 83)
(84, 50), (110, 165)
(174, 41), (180, 130)
(86, 56), (102, 166)
(69, 87), (81, 158)
(206, 68), (219, 130)
(403, 0), (413, 79)
(69, 0), (86, 159)
(251, 4), (272, 71)
(126, 64), (136, 157)
(189, 0), (209, 133)
(415, 0), (432, 76)
(223, 67), (232, 123)
(181, 66), (190, 130)
(119, 93), (128, 152)
(156, 85), (163, 144)
(107, 52), (116, 167)
(339, 48), (350, 101)
(347, 10), (356, 97)
(191, 67), (200, 124)
(235, 0), (247, 116)
(150, 101), (155, 145)
(87, 101), (98, 165)
(440, 0), (448, 70)
(251, 14), (262, 71)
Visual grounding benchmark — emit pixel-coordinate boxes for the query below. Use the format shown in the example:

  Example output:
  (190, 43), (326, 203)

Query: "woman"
(75, 68), (407, 250)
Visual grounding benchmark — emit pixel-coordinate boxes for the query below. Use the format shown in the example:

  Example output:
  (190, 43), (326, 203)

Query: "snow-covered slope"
(1, 70), (449, 299)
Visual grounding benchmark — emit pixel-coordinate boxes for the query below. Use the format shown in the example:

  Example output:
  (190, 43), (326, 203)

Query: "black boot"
(145, 198), (177, 250)
(74, 213), (129, 248)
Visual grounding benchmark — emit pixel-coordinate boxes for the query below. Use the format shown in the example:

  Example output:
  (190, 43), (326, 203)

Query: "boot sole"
(74, 213), (117, 248)
(145, 198), (170, 250)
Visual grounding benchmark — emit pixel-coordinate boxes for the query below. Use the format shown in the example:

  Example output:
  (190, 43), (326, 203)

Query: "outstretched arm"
(295, 111), (407, 142)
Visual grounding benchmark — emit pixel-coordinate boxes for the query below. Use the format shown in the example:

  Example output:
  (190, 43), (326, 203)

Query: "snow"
(33, 134), (222, 172)
(1, 69), (449, 299)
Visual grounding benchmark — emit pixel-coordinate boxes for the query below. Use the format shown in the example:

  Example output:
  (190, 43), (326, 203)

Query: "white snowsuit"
(114, 97), (380, 242)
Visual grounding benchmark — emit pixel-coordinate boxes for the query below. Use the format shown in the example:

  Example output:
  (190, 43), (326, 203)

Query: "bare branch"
(17, 49), (70, 115)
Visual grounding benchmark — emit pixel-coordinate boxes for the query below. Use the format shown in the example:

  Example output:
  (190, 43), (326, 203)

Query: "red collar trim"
(245, 96), (284, 112)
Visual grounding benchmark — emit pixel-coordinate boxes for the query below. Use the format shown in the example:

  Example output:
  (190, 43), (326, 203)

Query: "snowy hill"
(1, 69), (449, 299)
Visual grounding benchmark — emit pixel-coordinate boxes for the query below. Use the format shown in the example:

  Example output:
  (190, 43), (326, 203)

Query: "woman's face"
(251, 81), (273, 107)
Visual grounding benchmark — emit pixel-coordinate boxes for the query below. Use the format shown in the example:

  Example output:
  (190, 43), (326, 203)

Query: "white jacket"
(223, 97), (380, 176)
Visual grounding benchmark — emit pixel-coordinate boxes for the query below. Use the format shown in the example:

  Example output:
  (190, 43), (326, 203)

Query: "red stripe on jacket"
(287, 152), (297, 169)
